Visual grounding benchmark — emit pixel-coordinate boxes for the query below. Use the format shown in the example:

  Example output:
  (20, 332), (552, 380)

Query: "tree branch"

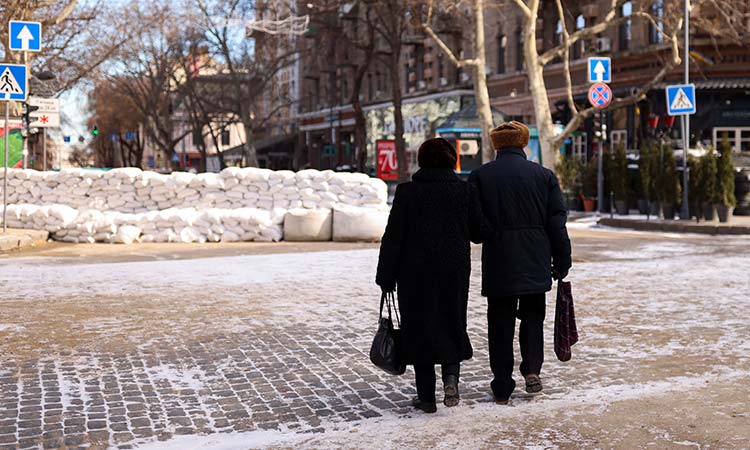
(554, 0), (577, 115)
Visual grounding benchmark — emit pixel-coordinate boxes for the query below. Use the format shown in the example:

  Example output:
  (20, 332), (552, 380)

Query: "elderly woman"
(376, 137), (489, 414)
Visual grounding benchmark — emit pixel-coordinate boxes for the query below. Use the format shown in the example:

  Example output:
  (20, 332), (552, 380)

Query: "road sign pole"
(3, 104), (9, 233)
(597, 110), (604, 214)
(42, 128), (46, 171)
(22, 52), (28, 170)
(680, 0), (691, 220)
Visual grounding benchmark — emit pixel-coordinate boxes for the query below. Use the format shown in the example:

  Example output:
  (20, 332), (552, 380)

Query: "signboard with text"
(376, 139), (398, 181)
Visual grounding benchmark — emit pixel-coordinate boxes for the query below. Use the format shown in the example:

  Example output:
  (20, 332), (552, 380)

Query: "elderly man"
(469, 121), (572, 404)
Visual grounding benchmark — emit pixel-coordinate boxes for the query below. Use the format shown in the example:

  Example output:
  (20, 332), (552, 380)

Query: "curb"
(0, 229), (50, 252)
(598, 218), (750, 235)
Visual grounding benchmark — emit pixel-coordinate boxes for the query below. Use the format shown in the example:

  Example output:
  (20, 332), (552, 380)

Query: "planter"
(735, 169), (750, 216)
(649, 201), (661, 217)
(637, 199), (649, 215)
(614, 200), (629, 215)
(716, 205), (733, 223)
(583, 198), (597, 212)
(702, 202), (716, 221)
(572, 196), (584, 212)
(662, 203), (676, 220)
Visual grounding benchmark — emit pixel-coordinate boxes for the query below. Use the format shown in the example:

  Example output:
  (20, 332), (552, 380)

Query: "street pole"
(22, 52), (28, 170)
(680, 0), (691, 219)
(3, 104), (9, 233)
(42, 128), (46, 171)
(597, 111), (604, 214)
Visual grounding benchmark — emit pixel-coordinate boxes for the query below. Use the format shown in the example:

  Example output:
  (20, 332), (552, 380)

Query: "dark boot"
(524, 374), (543, 394)
(443, 374), (460, 407)
(412, 397), (437, 414)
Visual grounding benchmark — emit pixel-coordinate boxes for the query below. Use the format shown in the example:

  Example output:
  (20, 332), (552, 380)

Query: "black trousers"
(413, 363), (461, 404)
(487, 293), (546, 400)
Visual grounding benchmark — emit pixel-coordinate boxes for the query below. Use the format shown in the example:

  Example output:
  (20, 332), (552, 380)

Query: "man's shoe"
(412, 397), (437, 414)
(443, 375), (460, 407)
(524, 374), (543, 394)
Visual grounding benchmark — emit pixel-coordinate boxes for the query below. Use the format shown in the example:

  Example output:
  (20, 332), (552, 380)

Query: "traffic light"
(91, 125), (99, 136)
(22, 103), (39, 126)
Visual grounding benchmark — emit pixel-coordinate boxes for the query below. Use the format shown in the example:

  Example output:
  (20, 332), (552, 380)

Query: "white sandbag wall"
(0, 167), (388, 244)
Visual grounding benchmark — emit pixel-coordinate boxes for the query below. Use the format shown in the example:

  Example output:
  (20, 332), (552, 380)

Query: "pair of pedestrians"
(375, 121), (572, 412)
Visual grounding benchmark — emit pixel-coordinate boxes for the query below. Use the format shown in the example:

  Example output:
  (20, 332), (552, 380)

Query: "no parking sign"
(588, 83), (612, 109)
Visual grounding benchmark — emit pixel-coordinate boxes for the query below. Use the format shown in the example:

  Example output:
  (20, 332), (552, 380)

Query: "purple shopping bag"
(554, 280), (578, 362)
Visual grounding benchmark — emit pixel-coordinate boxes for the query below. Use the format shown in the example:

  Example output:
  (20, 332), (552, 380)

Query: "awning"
(435, 104), (508, 134)
(655, 78), (750, 90)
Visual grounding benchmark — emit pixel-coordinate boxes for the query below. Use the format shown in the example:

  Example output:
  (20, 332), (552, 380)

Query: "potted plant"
(700, 148), (717, 221)
(715, 137), (736, 222)
(659, 143), (681, 220)
(612, 143), (629, 215)
(582, 157), (598, 212)
(555, 156), (584, 211)
(639, 141), (658, 217)
(687, 153), (703, 221)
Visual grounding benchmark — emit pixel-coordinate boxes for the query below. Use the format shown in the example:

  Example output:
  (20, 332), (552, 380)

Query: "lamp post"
(680, 0), (691, 220)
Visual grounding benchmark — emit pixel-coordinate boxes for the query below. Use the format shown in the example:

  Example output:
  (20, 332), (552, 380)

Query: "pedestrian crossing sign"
(0, 64), (27, 102)
(666, 84), (696, 116)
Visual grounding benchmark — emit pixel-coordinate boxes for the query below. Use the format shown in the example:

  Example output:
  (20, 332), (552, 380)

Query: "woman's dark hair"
(417, 137), (458, 169)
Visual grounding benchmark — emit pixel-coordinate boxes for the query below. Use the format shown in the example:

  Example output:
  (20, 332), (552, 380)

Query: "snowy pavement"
(1, 229), (749, 449)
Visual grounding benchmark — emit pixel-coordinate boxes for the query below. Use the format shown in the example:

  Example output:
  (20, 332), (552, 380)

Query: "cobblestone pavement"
(1, 228), (749, 449)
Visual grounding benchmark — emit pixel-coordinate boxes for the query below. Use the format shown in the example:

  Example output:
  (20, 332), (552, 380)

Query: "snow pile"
(0, 168), (389, 243)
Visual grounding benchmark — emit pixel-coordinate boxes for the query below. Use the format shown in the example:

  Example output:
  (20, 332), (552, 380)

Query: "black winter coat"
(469, 147), (572, 298)
(375, 168), (488, 365)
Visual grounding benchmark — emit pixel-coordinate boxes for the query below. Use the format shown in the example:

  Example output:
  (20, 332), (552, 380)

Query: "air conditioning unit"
(456, 139), (479, 156)
(408, 86), (416, 93)
(375, 90), (382, 97)
(440, 77), (448, 86)
(417, 80), (427, 90)
(460, 72), (470, 82)
(596, 37), (611, 53)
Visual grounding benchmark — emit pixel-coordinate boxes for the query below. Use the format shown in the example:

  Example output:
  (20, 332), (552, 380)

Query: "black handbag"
(369, 291), (406, 375)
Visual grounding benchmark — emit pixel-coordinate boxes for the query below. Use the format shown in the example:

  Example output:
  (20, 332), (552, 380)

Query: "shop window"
(611, 130), (627, 150)
(713, 127), (750, 152)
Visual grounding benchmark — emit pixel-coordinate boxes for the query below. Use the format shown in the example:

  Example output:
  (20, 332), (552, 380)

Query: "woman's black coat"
(375, 168), (489, 365)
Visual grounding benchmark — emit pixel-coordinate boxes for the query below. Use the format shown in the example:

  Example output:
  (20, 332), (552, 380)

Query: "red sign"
(588, 83), (613, 109)
(376, 140), (398, 180)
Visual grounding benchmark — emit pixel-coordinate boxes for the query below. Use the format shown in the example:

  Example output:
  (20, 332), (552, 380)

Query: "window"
(649, 0), (664, 44)
(713, 127), (750, 152)
(611, 130), (627, 151)
(497, 34), (506, 74)
(516, 28), (525, 71)
(619, 2), (632, 51)
(192, 128), (203, 147)
(573, 15), (585, 59)
(572, 133), (588, 160)
(221, 128), (230, 147)
(415, 44), (425, 82)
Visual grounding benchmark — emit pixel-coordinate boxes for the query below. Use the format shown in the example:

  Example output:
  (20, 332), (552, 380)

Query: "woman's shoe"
(443, 375), (460, 407)
(524, 374), (543, 394)
(412, 397), (437, 414)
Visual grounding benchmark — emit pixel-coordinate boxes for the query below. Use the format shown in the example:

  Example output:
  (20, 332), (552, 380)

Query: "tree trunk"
(390, 52), (408, 182)
(523, 8), (558, 169)
(352, 64), (370, 173)
(241, 107), (258, 167)
(473, 0), (496, 164)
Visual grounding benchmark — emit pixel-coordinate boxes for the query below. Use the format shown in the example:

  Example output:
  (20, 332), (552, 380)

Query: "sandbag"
(283, 208), (332, 241)
(332, 206), (388, 242)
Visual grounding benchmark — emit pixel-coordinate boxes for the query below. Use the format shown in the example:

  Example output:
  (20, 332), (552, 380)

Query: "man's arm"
(546, 172), (572, 278)
(468, 171), (493, 244)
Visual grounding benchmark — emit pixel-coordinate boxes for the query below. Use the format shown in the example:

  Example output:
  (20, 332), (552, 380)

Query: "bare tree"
(422, 0), (496, 163)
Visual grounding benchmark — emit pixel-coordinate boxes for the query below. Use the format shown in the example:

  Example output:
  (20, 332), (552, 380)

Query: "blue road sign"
(9, 21), (42, 52)
(0, 64), (28, 101)
(125, 131), (137, 141)
(588, 83), (613, 109)
(666, 84), (696, 116)
(109, 133), (119, 142)
(588, 57), (611, 83)
(63, 136), (71, 143)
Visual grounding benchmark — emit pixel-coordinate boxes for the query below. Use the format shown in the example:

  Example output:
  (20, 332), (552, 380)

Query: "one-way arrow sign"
(9, 21), (42, 52)
(588, 57), (611, 83)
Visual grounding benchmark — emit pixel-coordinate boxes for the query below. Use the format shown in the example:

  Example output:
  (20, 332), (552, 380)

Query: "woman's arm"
(376, 184), (408, 291)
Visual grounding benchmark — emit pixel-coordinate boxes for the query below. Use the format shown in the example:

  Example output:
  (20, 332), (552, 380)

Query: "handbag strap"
(387, 291), (401, 328)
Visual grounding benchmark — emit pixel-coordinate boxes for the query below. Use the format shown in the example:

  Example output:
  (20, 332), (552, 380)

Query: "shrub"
(715, 137), (736, 207)
(659, 143), (681, 206)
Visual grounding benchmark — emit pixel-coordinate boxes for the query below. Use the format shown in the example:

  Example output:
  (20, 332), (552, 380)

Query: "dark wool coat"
(376, 168), (488, 365)
(469, 147), (572, 298)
